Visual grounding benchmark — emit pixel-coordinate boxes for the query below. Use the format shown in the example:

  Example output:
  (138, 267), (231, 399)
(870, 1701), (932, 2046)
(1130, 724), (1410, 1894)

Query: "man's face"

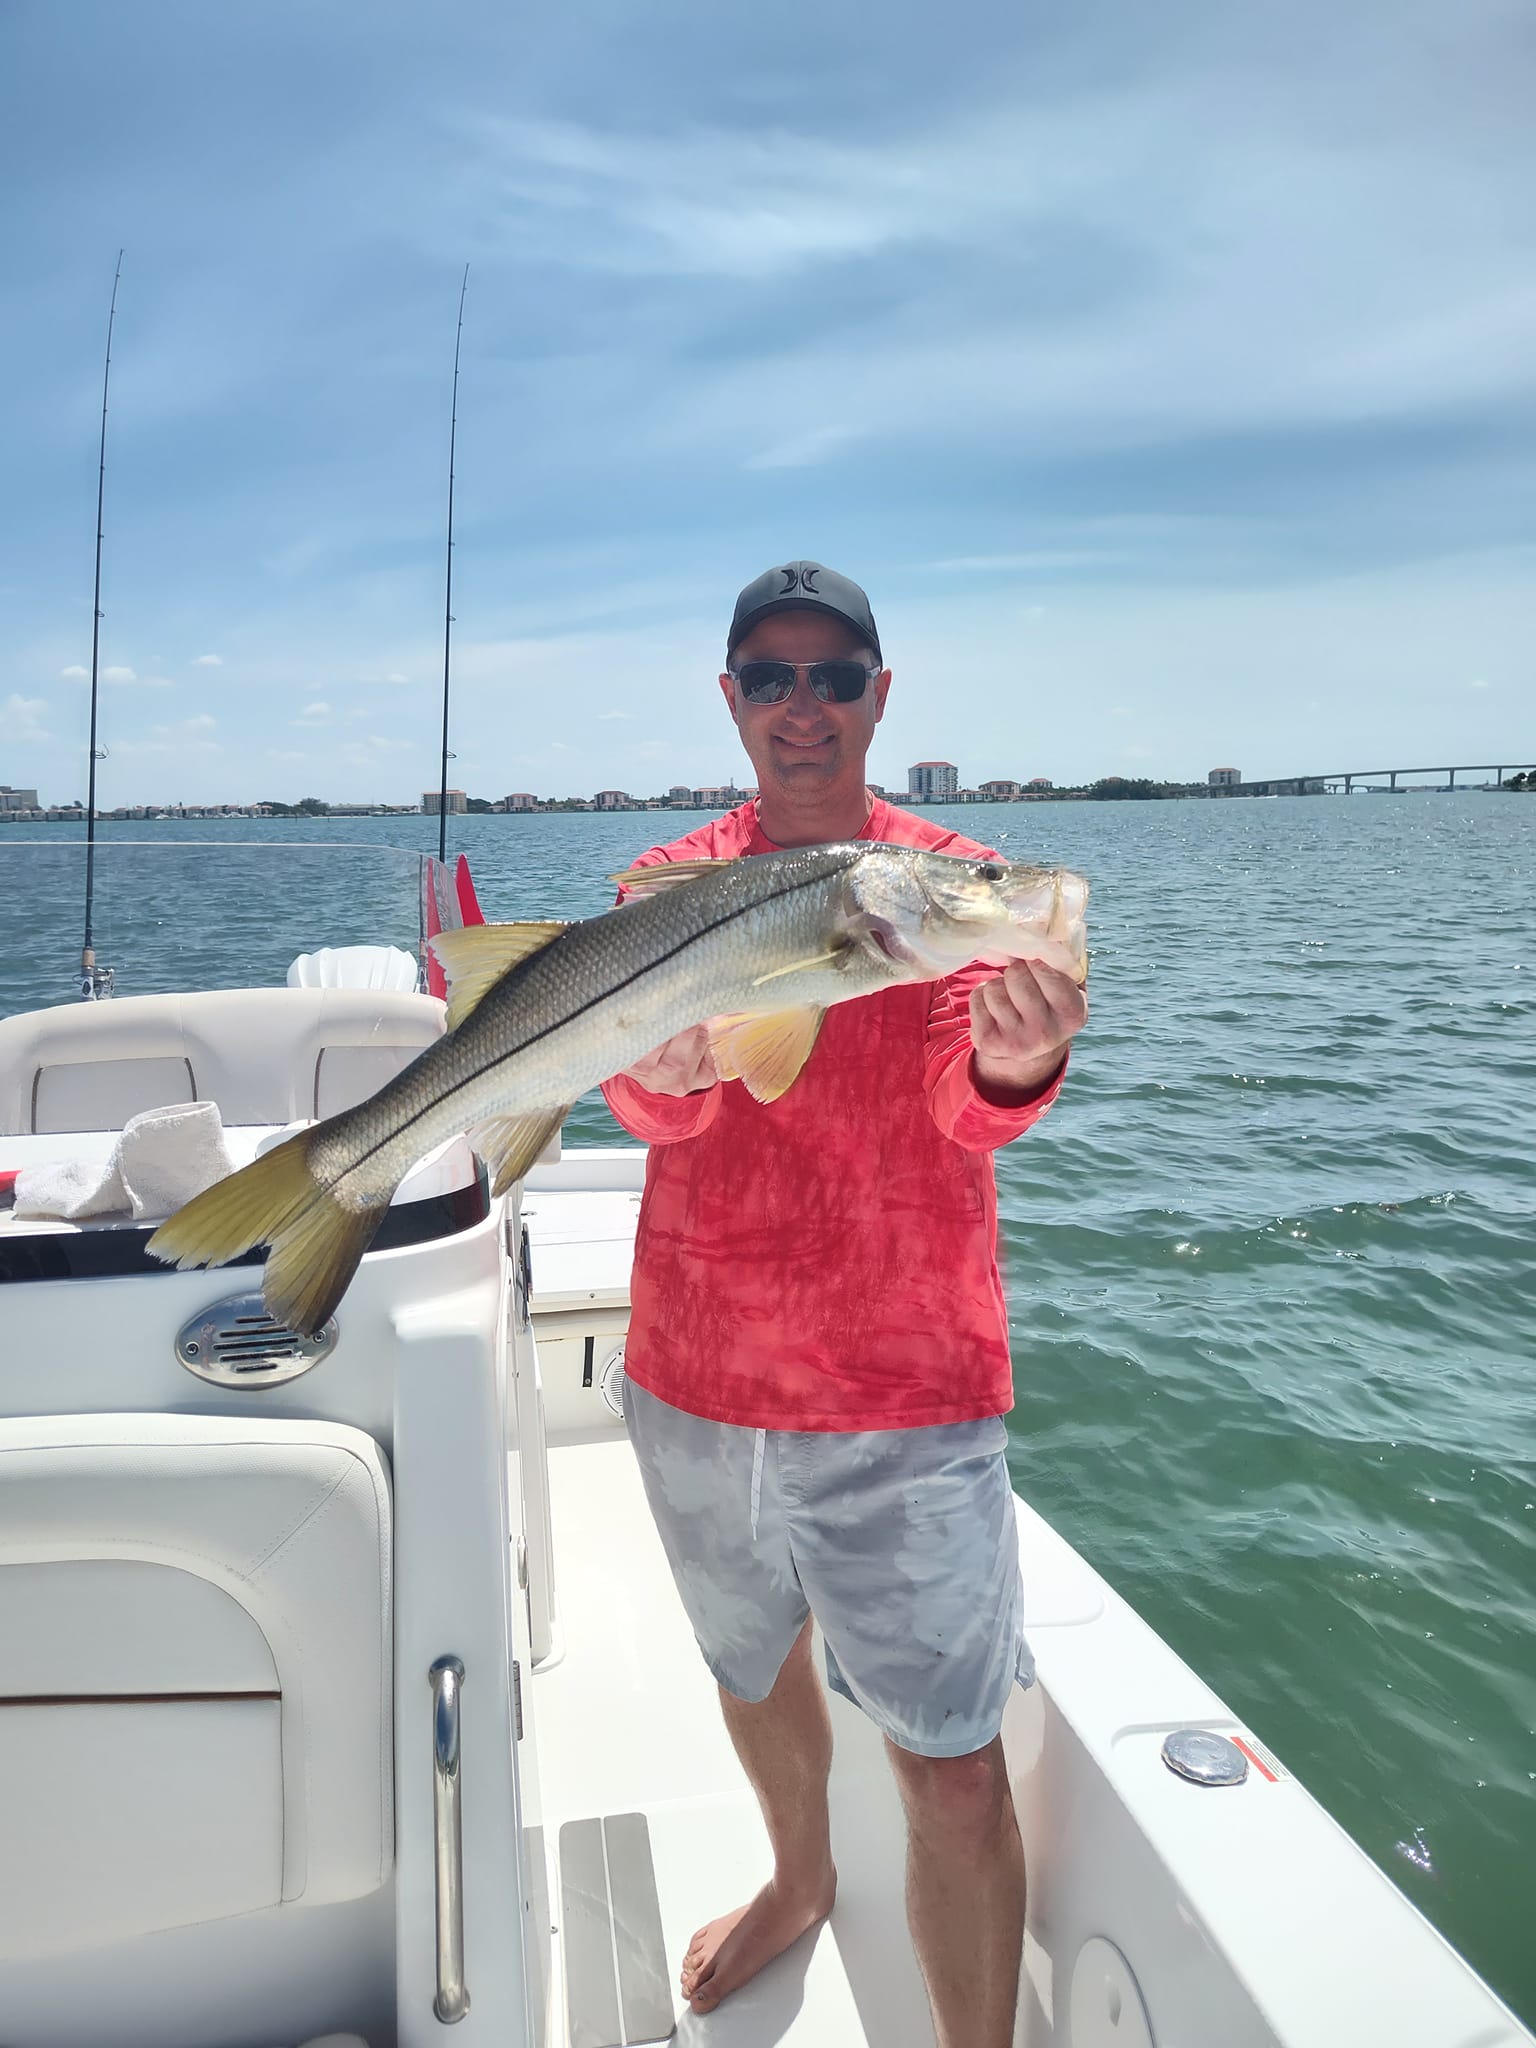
(718, 610), (890, 803)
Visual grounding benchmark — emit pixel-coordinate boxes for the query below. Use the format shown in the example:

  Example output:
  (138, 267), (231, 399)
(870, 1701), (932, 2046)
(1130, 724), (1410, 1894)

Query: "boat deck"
(533, 1435), (938, 2046)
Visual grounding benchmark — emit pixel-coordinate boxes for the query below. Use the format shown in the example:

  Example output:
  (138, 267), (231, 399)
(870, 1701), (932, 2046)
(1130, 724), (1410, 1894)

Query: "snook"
(148, 842), (1088, 1333)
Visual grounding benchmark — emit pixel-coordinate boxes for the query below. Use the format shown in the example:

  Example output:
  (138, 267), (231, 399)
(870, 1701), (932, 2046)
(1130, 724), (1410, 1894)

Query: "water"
(3, 794), (1533, 2023)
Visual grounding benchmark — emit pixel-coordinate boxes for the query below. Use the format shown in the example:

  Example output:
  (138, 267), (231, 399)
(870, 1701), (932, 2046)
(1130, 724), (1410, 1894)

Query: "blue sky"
(1, 0), (1532, 806)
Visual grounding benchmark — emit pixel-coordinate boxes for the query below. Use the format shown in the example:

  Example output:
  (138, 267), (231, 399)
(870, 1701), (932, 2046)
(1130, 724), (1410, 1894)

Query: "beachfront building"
(908, 761), (958, 801)
(1209, 767), (1242, 791)
(422, 788), (468, 815)
(0, 785), (39, 813)
(503, 792), (538, 812)
(980, 779), (1022, 800)
(594, 789), (631, 811)
(1028, 777), (1053, 792)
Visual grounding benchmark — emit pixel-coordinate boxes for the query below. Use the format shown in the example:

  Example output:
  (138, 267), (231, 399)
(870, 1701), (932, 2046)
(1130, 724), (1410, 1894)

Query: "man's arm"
(601, 1025), (723, 1144)
(925, 959), (1087, 1149)
(599, 843), (726, 1142)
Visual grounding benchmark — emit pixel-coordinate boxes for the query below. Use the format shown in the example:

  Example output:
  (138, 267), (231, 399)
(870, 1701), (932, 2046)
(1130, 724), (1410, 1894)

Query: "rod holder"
(430, 1655), (469, 2023)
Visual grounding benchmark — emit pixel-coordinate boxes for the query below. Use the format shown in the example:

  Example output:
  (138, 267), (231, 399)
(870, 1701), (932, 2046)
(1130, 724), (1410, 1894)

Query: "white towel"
(13, 1101), (236, 1223)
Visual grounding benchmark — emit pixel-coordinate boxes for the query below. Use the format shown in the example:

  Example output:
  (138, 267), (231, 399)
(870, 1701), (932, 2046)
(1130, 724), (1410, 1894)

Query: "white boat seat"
(287, 944), (420, 992)
(0, 1413), (393, 1959)
(0, 986), (445, 1134)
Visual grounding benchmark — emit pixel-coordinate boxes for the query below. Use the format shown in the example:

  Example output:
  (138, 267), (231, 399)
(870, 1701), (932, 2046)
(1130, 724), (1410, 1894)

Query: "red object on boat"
(454, 854), (486, 928)
(421, 855), (485, 1004)
(0, 1169), (19, 1207)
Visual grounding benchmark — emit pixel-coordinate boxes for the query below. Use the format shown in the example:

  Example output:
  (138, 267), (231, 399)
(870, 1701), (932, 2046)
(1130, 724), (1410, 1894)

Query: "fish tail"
(147, 1128), (388, 1336)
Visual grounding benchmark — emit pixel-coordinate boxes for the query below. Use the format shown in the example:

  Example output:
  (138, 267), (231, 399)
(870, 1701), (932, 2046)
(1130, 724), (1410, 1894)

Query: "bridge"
(1215, 762), (1534, 797)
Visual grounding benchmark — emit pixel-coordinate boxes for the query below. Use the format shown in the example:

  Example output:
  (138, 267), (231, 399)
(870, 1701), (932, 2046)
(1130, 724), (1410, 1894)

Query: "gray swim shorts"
(622, 1376), (1034, 1758)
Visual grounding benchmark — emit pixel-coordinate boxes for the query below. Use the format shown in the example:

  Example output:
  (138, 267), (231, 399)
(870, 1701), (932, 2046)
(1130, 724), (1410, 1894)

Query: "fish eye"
(974, 861), (1005, 882)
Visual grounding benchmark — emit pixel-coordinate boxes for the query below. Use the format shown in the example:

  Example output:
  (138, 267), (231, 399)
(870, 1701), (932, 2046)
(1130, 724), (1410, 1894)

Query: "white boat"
(0, 846), (1528, 2048)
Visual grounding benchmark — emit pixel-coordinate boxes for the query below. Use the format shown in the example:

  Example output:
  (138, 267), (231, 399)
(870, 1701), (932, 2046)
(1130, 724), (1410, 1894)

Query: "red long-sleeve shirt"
(601, 798), (1067, 1431)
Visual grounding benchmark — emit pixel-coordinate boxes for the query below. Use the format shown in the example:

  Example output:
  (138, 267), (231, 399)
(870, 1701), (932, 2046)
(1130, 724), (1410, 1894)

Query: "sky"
(1, 0), (1532, 807)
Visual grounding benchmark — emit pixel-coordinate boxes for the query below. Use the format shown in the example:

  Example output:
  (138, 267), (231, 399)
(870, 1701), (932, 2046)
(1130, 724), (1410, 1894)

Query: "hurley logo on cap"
(778, 565), (821, 594)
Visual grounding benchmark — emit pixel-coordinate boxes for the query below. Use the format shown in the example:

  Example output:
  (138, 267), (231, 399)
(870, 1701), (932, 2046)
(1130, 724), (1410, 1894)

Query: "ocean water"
(2, 794), (1533, 2024)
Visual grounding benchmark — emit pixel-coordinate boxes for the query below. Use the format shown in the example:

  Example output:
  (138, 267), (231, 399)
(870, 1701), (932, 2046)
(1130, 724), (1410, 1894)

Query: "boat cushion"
(0, 1558), (278, 1694)
(0, 986), (444, 1134)
(32, 1053), (196, 1134)
(0, 1414), (393, 1957)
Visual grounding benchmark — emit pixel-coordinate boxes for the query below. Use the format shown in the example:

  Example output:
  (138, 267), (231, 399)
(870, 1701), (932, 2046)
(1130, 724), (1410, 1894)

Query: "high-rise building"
(1208, 767), (1241, 790)
(908, 761), (958, 801)
(422, 788), (468, 814)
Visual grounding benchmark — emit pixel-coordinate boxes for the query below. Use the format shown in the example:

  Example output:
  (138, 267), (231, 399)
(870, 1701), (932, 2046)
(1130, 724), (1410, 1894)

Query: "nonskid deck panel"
(559, 1812), (674, 2047)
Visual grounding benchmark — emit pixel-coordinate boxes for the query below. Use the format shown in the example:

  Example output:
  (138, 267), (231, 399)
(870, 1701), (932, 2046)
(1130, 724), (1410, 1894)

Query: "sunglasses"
(728, 658), (880, 705)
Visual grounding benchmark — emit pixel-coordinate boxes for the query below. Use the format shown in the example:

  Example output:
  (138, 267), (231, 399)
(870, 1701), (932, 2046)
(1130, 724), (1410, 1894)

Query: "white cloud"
(171, 714), (218, 735)
(59, 664), (88, 680)
(597, 710), (633, 721)
(192, 654), (223, 668)
(458, 64), (1536, 467)
(102, 665), (137, 683)
(0, 693), (50, 743)
(267, 749), (309, 762)
(1468, 677), (1490, 689)
(293, 701), (332, 725)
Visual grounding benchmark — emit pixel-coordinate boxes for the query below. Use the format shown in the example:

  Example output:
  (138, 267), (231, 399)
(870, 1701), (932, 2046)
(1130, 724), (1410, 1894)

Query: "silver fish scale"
(331, 843), (911, 1194)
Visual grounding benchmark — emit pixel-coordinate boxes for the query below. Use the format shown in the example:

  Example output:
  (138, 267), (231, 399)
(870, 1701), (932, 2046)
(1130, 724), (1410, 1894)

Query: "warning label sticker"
(1233, 1734), (1290, 1782)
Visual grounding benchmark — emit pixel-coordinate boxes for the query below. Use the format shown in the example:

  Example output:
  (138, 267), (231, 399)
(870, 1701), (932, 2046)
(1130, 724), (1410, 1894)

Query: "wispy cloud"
(192, 653), (223, 668)
(292, 701), (332, 726)
(0, 693), (50, 743)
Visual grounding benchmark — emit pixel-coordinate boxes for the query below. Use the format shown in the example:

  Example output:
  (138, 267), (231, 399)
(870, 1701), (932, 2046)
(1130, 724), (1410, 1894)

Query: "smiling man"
(601, 561), (1087, 2047)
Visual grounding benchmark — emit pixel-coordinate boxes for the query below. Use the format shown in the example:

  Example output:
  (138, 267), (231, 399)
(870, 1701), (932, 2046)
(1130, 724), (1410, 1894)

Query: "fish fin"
(750, 942), (852, 988)
(609, 858), (737, 897)
(470, 1106), (571, 1196)
(707, 1006), (826, 1104)
(429, 920), (567, 1030)
(146, 1131), (386, 1336)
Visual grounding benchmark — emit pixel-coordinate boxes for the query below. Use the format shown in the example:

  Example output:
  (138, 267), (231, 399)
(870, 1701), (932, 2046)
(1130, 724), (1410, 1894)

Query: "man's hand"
(969, 961), (1088, 1102)
(621, 1023), (719, 1098)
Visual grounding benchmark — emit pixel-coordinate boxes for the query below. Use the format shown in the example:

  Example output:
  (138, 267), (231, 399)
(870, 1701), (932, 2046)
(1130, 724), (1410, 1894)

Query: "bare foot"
(681, 1866), (837, 2014)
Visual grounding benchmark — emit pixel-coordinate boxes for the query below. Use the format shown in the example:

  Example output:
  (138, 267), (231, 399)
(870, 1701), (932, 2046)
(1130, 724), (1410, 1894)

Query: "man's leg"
(886, 1734), (1025, 2048)
(681, 1618), (839, 2015)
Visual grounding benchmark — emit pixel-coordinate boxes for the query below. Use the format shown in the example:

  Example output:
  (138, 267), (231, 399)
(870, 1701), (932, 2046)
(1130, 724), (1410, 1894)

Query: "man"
(601, 561), (1087, 2047)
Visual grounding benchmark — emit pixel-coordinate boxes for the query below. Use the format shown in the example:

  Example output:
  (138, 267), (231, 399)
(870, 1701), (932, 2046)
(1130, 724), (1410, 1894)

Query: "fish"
(148, 842), (1088, 1334)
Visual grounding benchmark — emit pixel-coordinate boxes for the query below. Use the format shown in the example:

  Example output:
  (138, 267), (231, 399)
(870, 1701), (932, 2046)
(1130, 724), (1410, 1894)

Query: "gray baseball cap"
(727, 560), (882, 664)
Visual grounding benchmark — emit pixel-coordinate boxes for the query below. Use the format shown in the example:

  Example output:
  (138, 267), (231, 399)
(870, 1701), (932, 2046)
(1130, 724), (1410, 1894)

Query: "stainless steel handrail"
(430, 1655), (469, 2023)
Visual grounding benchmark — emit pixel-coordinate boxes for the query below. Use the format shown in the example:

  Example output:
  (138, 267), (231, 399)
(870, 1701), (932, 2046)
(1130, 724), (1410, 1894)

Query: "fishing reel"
(80, 961), (115, 1002)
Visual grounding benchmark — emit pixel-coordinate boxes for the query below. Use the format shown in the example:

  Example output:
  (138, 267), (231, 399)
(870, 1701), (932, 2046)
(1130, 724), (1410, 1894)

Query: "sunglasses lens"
(809, 660), (871, 702)
(737, 662), (796, 703)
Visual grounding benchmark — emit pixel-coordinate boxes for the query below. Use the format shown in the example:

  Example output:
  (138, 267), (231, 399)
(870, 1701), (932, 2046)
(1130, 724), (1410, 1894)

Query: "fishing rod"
(81, 251), (123, 1002)
(437, 264), (469, 864)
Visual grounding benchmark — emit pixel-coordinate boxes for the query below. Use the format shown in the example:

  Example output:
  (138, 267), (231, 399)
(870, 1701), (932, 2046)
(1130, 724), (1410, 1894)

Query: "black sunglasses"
(728, 658), (880, 705)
